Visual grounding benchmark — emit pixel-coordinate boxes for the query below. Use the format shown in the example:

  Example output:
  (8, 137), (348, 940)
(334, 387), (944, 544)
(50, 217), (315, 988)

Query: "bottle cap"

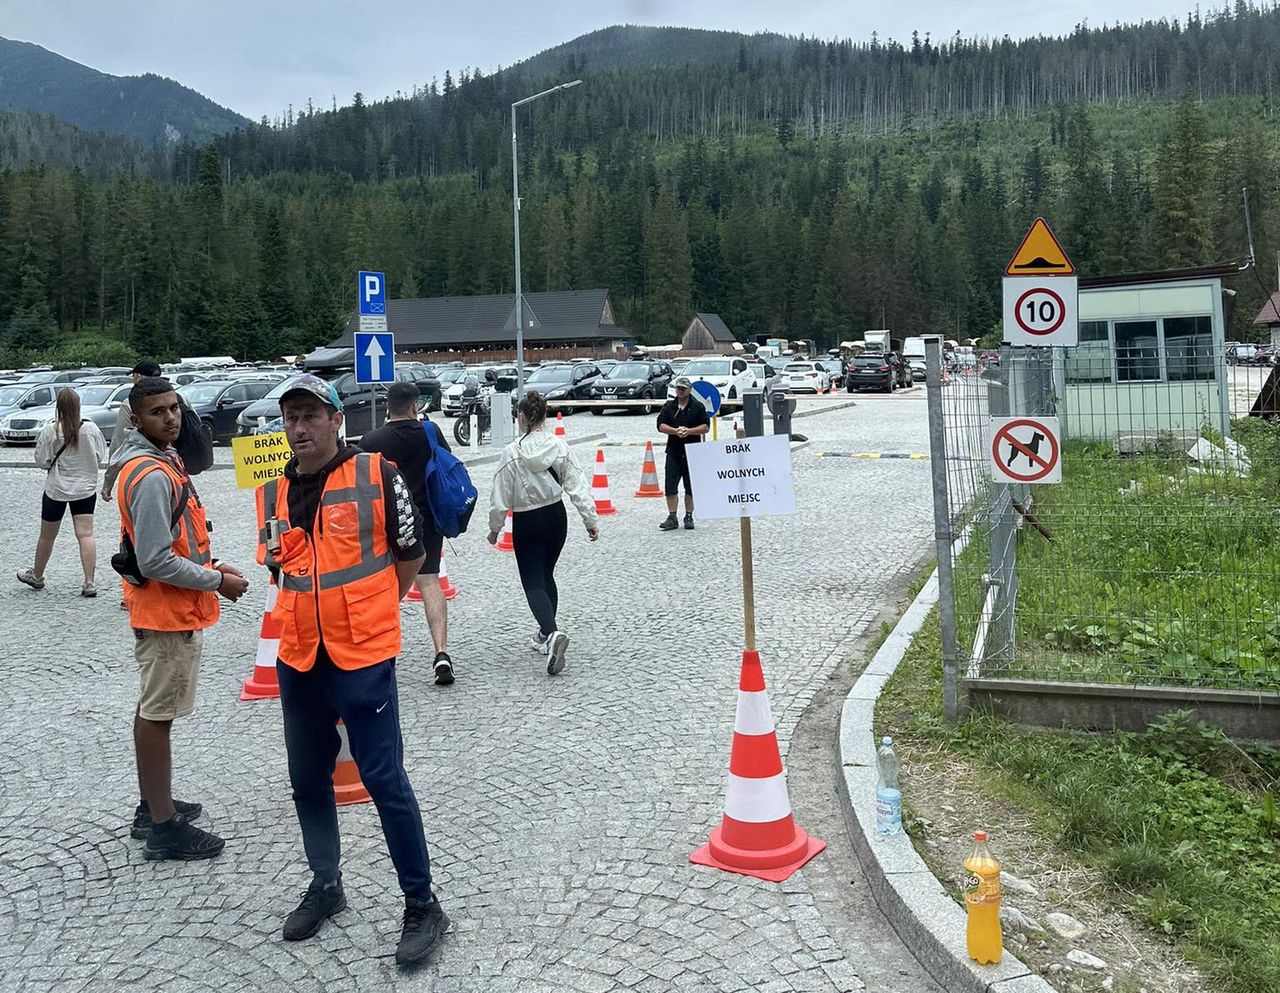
(881, 736), (892, 746)
(974, 830), (988, 841)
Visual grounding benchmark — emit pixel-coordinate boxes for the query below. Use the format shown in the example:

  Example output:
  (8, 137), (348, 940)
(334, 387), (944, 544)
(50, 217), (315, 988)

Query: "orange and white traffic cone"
(240, 578), (282, 700)
(333, 719), (371, 806)
(554, 412), (566, 437)
(634, 440), (663, 498)
(496, 510), (515, 552)
(439, 556), (459, 600)
(591, 449), (617, 516)
(405, 584), (423, 603)
(690, 650), (825, 882)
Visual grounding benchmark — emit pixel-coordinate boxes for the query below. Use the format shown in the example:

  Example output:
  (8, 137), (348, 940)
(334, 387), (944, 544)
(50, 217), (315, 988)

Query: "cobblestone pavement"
(1, 395), (934, 993)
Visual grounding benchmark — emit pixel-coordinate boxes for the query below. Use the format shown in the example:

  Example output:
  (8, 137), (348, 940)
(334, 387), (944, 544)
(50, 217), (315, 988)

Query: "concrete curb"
(835, 569), (1056, 993)
(792, 398), (859, 419)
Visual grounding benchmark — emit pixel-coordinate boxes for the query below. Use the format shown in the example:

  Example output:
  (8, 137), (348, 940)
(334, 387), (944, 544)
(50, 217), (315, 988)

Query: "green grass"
(879, 611), (1280, 993)
(955, 423), (1280, 690)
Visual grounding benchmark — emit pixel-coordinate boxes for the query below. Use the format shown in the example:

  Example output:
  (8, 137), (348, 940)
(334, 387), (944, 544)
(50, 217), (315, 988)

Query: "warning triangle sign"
(1005, 217), (1075, 276)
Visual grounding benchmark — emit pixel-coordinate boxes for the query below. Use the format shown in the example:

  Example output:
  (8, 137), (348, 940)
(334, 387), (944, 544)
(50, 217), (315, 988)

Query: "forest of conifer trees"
(0, 6), (1278, 365)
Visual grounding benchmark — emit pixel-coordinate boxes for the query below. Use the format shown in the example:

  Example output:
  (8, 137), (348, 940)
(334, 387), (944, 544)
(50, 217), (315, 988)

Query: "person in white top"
(17, 388), (108, 597)
(487, 390), (599, 675)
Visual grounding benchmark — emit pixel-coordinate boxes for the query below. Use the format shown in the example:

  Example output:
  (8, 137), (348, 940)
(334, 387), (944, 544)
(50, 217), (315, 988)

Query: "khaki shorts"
(135, 629), (204, 721)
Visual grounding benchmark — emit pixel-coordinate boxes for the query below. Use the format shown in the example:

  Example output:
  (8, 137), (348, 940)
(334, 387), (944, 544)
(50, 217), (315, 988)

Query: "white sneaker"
(546, 631), (569, 675)
(528, 630), (550, 654)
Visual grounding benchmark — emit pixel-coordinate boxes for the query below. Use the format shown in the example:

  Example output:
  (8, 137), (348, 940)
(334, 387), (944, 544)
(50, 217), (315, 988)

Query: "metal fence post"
(987, 347), (1016, 669)
(925, 340), (960, 722)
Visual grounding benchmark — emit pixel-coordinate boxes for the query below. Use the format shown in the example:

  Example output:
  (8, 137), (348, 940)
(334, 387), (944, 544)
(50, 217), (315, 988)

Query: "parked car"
(1227, 343), (1262, 366)
(667, 357), (692, 376)
(676, 356), (756, 404)
(519, 362), (602, 414)
(14, 370), (81, 385)
(847, 353), (911, 393)
(817, 358), (845, 389)
(74, 382), (134, 442)
(781, 361), (832, 394)
(179, 379), (277, 444)
(0, 382), (62, 424)
(330, 369), (442, 439)
(589, 361), (673, 415)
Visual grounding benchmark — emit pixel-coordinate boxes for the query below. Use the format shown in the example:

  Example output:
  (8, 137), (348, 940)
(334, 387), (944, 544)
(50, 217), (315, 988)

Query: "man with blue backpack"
(360, 381), (475, 687)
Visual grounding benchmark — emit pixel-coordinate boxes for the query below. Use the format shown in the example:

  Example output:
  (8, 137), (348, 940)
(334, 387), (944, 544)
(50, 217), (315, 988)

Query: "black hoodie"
(283, 444), (424, 560)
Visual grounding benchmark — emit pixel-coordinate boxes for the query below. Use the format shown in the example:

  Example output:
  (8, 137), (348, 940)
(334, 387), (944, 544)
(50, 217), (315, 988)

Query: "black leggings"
(512, 501), (567, 638)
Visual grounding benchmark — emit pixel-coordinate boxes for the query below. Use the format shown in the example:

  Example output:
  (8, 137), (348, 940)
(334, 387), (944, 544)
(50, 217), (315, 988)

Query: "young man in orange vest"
(255, 375), (448, 967)
(112, 376), (250, 859)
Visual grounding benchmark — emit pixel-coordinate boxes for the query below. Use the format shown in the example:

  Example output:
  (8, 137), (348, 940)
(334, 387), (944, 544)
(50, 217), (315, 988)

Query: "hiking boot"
(683, 514), (695, 530)
(433, 652), (455, 686)
(546, 631), (569, 675)
(396, 896), (449, 966)
(132, 799), (203, 839)
(16, 569), (44, 590)
(283, 879), (347, 941)
(142, 812), (224, 861)
(81, 582), (98, 598)
(659, 514), (678, 531)
(528, 630), (550, 654)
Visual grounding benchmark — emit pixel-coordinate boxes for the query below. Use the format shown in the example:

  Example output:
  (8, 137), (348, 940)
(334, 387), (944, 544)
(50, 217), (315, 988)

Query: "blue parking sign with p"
(358, 270), (386, 315)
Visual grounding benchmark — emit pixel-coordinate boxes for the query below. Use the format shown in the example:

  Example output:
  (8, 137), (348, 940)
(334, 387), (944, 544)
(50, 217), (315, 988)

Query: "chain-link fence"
(928, 340), (1280, 717)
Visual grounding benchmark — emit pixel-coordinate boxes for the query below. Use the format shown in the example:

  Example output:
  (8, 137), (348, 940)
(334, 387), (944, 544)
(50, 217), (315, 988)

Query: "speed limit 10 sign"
(1002, 275), (1078, 346)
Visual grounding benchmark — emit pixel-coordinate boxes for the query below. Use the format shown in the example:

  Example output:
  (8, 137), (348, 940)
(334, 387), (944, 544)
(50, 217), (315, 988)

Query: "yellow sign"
(231, 432), (292, 489)
(1005, 217), (1074, 276)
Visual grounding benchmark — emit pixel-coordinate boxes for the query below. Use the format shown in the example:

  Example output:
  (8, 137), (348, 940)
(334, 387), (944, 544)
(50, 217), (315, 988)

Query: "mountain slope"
(510, 24), (796, 77)
(0, 36), (249, 146)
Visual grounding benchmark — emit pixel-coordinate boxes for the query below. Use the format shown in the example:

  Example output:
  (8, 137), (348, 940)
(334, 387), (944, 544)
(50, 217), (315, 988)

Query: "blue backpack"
(422, 420), (477, 538)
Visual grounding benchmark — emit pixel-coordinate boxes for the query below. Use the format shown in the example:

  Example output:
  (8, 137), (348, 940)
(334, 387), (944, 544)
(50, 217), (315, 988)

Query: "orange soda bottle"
(963, 830), (1002, 964)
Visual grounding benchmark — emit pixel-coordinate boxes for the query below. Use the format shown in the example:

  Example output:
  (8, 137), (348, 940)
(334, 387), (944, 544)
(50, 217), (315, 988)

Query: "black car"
(332, 368), (444, 438)
(518, 362), (601, 414)
(846, 353), (912, 393)
(589, 360), (673, 414)
(179, 379), (278, 443)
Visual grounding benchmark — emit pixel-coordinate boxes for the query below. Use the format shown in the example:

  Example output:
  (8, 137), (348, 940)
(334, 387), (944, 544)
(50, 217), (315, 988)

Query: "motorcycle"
(452, 389), (491, 446)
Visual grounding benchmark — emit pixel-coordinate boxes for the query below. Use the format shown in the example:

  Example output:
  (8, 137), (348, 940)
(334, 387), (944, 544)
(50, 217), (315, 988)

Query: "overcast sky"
(3, 0), (1188, 119)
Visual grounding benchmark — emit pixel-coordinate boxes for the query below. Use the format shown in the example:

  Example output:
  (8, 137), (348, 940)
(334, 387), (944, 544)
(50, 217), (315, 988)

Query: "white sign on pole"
(988, 416), (1062, 485)
(685, 434), (795, 519)
(1002, 276), (1078, 347)
(359, 314), (388, 333)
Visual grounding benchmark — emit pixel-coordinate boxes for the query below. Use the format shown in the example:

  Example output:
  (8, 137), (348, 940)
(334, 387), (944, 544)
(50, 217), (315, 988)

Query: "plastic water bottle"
(875, 736), (902, 835)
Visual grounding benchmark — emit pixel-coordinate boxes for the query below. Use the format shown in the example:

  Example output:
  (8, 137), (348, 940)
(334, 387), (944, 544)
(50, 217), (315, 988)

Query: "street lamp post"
(512, 79), (581, 397)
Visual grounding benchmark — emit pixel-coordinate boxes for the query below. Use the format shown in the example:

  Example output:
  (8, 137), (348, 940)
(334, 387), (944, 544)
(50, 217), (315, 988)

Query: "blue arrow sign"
(692, 380), (722, 416)
(357, 270), (386, 316)
(355, 331), (394, 384)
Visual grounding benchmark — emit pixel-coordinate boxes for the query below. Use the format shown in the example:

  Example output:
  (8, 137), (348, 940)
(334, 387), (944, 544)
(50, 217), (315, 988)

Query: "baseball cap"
(280, 374), (343, 411)
(132, 359), (162, 377)
(672, 376), (692, 389)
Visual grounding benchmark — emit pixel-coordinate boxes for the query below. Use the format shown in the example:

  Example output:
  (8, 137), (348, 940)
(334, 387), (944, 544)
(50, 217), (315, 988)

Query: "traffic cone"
(690, 650), (825, 882)
(405, 584), (423, 602)
(634, 440), (663, 498)
(439, 556), (459, 600)
(554, 412), (566, 437)
(496, 510), (515, 552)
(240, 578), (282, 700)
(333, 719), (371, 806)
(591, 449), (617, 516)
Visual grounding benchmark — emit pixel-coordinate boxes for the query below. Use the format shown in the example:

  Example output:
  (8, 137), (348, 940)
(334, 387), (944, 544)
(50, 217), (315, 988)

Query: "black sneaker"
(433, 652), (455, 686)
(659, 514), (679, 531)
(396, 896), (449, 966)
(683, 514), (695, 530)
(142, 812), (224, 861)
(132, 799), (203, 840)
(283, 879), (347, 941)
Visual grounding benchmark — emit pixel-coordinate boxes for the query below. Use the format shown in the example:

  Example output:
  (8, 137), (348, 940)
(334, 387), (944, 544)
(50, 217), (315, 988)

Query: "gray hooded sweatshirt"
(108, 429), (221, 592)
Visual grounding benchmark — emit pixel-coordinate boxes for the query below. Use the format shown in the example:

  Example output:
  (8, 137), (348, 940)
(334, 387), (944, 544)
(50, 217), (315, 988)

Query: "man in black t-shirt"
(655, 376), (710, 531)
(359, 381), (456, 685)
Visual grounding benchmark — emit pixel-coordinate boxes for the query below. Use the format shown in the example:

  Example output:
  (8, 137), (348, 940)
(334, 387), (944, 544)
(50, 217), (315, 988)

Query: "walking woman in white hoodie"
(487, 390), (598, 674)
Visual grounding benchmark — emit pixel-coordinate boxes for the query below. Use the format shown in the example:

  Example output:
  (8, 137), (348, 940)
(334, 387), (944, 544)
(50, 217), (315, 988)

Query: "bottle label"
(963, 872), (1001, 906)
(875, 788), (901, 832)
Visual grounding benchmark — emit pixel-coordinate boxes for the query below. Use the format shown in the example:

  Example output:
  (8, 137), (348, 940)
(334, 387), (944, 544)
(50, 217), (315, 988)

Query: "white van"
(901, 335), (940, 379)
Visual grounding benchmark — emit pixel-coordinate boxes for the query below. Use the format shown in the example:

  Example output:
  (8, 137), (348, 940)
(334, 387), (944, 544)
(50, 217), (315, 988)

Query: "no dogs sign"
(988, 417), (1061, 484)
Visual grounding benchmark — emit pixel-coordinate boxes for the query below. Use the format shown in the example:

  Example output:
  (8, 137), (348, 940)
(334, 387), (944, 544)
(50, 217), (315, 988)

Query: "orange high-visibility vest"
(255, 452), (401, 672)
(117, 455), (220, 632)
